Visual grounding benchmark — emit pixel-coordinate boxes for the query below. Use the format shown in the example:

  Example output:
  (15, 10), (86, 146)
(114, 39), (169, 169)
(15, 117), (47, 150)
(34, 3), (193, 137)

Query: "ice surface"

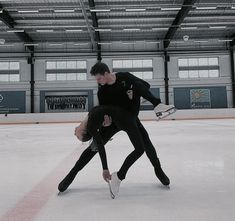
(0, 119), (235, 221)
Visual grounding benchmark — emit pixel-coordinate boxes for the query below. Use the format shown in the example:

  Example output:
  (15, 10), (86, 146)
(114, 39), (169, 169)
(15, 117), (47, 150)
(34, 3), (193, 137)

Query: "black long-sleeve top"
(87, 105), (133, 170)
(98, 72), (150, 116)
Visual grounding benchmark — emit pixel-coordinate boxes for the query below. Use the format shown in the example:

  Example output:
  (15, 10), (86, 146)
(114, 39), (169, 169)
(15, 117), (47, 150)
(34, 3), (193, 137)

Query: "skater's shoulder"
(115, 71), (132, 78)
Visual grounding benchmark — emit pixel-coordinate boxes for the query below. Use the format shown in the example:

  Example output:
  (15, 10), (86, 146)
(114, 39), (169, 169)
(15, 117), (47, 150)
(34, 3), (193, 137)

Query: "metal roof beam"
(0, 7), (15, 28)
(0, 5), (34, 51)
(79, 0), (97, 51)
(87, 0), (102, 60)
(163, 0), (197, 49)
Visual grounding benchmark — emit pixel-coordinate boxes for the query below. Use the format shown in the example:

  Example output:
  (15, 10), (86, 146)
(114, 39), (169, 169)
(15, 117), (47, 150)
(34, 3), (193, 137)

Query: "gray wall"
(168, 53), (232, 108)
(0, 51), (234, 113)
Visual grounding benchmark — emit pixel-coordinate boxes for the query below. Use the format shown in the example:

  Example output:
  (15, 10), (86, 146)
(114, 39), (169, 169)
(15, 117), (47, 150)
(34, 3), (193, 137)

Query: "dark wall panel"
(174, 86), (227, 109)
(0, 91), (26, 113)
(40, 90), (93, 113)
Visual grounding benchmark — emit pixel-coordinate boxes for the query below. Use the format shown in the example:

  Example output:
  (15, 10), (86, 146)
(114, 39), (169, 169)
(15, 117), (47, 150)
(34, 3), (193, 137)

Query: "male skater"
(90, 62), (175, 194)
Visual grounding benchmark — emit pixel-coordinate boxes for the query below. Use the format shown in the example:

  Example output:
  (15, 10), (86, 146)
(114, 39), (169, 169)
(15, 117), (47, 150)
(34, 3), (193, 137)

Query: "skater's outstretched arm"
(91, 131), (111, 181)
(86, 109), (112, 182)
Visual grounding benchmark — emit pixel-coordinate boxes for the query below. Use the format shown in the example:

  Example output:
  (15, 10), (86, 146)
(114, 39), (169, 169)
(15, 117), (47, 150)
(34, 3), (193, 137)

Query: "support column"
(164, 50), (170, 105)
(230, 43), (235, 108)
(97, 44), (102, 61)
(28, 53), (35, 113)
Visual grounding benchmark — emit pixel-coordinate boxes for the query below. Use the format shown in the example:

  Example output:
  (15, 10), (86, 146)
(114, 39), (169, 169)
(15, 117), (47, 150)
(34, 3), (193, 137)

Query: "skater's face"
(94, 72), (109, 85)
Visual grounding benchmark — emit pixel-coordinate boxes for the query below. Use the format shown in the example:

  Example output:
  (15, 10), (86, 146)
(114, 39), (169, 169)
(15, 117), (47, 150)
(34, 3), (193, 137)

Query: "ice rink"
(0, 119), (235, 221)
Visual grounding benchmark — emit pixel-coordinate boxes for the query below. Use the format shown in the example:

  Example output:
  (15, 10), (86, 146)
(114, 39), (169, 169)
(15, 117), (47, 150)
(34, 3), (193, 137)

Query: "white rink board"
(1, 108), (235, 124)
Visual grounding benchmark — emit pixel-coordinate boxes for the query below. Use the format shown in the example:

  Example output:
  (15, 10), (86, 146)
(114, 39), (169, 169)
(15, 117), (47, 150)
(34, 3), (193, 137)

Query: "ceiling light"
(125, 8), (146, 12)
(181, 26), (198, 30)
(146, 41), (160, 44)
(196, 7), (217, 10)
(209, 26), (227, 29)
(36, 30), (54, 32)
(7, 29), (24, 32)
(218, 39), (233, 42)
(49, 43), (63, 46)
(123, 28), (141, 31)
(74, 43), (89, 45)
(0, 10), (3, 13)
(0, 44), (14, 47)
(24, 43), (39, 46)
(194, 40), (209, 43)
(122, 41), (136, 44)
(54, 9), (75, 13)
(152, 27), (169, 31)
(0, 39), (5, 44)
(171, 41), (185, 44)
(90, 9), (111, 12)
(98, 42), (112, 45)
(95, 28), (112, 32)
(18, 10), (39, 13)
(65, 29), (83, 32)
(183, 35), (189, 41)
(232, 6), (235, 9)
(161, 7), (181, 11)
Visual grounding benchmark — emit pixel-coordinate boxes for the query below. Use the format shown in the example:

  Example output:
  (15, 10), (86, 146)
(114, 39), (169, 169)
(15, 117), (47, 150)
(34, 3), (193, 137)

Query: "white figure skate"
(154, 103), (176, 121)
(107, 180), (115, 199)
(107, 172), (121, 199)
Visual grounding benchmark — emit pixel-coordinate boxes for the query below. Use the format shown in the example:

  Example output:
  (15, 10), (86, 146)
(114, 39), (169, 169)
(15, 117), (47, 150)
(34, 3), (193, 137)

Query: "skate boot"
(58, 172), (77, 193)
(109, 172), (121, 199)
(154, 103), (176, 121)
(154, 167), (170, 186)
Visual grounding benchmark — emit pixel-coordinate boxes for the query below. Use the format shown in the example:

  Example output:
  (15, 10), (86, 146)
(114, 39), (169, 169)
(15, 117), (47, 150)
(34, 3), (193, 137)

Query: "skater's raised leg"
(132, 81), (161, 107)
(132, 81), (176, 120)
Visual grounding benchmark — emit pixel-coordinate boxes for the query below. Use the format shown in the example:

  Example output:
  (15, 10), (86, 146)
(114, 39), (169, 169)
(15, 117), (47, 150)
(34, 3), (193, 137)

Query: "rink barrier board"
(1, 108), (235, 125)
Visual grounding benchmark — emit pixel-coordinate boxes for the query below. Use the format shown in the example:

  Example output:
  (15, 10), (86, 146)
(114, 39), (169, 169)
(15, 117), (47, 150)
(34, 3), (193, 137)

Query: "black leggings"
(63, 118), (161, 181)
(65, 124), (120, 180)
(114, 114), (145, 180)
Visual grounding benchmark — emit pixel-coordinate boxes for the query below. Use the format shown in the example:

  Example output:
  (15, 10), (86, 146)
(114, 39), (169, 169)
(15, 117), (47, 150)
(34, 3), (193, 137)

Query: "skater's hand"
(102, 115), (112, 127)
(103, 169), (111, 182)
(127, 90), (133, 100)
(127, 84), (133, 100)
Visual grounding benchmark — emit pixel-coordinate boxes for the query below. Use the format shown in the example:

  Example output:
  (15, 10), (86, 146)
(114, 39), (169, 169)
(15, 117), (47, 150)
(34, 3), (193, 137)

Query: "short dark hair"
(90, 62), (110, 76)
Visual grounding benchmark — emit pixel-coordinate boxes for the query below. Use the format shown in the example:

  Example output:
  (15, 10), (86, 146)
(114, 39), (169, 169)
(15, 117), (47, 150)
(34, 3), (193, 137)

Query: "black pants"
(60, 81), (162, 183)
(132, 81), (161, 107)
(127, 81), (161, 116)
(63, 117), (161, 182)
